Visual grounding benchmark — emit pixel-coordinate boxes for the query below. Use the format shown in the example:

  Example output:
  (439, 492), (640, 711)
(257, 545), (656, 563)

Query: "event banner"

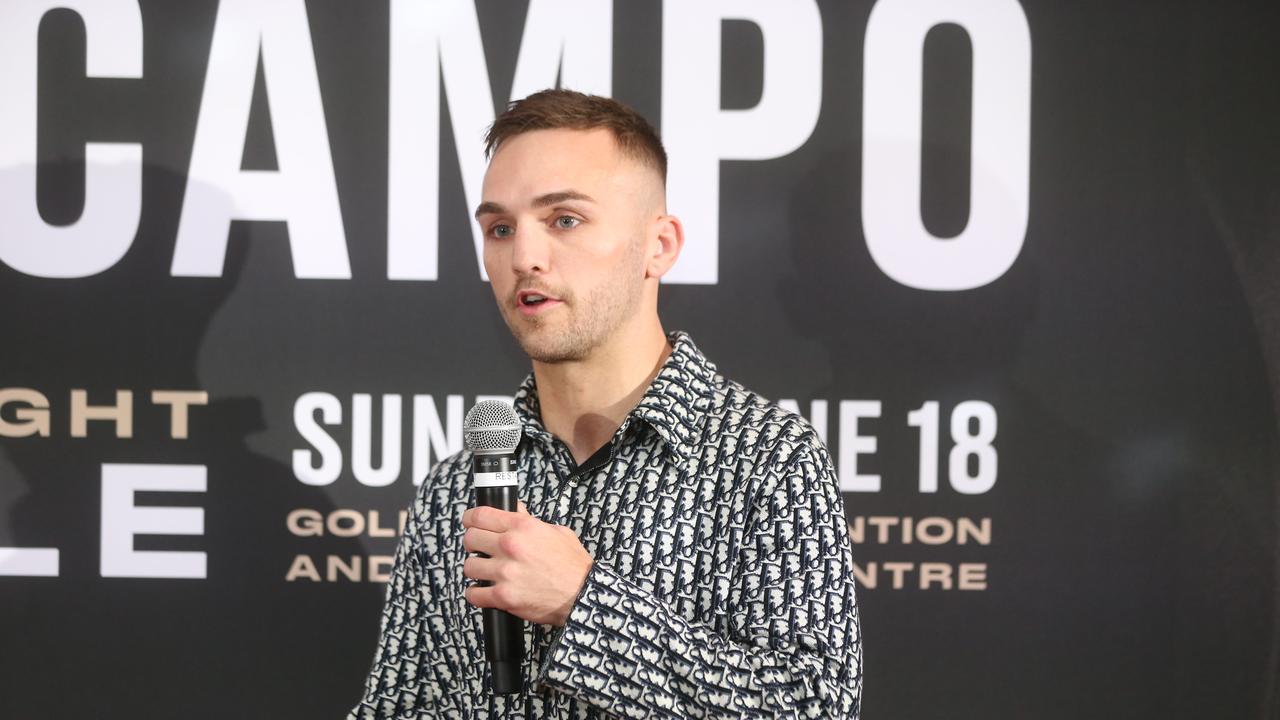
(1, 1), (1276, 717)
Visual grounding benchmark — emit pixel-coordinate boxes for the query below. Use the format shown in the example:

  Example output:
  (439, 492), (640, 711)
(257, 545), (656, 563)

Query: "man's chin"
(521, 342), (587, 364)
(513, 329), (589, 364)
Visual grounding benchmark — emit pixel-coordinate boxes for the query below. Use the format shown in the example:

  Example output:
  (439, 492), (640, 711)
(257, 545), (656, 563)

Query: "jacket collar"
(511, 331), (718, 462)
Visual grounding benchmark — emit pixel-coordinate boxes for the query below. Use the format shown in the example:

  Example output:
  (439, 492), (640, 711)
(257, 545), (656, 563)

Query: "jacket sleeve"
(535, 439), (863, 718)
(347, 499), (440, 719)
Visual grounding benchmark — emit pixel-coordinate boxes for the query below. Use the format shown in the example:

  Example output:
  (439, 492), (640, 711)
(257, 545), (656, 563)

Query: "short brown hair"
(485, 89), (667, 182)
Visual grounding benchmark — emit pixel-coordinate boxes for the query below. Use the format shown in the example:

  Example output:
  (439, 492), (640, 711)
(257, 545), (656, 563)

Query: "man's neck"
(533, 325), (672, 465)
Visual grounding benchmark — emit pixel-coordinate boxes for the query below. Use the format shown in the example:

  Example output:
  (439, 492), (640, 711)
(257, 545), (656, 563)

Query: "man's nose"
(511, 225), (550, 275)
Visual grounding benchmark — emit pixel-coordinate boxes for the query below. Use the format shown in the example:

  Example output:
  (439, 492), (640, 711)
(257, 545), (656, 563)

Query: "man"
(349, 90), (862, 718)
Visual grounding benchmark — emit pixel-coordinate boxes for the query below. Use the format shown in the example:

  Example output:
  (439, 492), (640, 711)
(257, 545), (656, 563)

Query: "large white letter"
(839, 400), (882, 492)
(387, 0), (611, 281)
(862, 0), (1031, 291)
(0, 547), (59, 577)
(173, 0), (349, 278)
(0, 0), (142, 278)
(352, 394), (402, 488)
(292, 392), (342, 486)
(661, 0), (822, 284)
(100, 464), (206, 579)
(411, 394), (463, 485)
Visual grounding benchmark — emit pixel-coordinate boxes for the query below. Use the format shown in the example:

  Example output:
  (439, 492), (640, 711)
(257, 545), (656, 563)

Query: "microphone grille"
(463, 400), (522, 453)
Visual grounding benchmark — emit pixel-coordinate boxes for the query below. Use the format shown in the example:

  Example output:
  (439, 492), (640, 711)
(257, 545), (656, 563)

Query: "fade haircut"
(484, 89), (667, 183)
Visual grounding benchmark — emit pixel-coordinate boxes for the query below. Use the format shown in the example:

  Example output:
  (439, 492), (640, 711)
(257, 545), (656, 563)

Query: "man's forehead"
(491, 126), (620, 158)
(480, 128), (658, 207)
(485, 128), (624, 181)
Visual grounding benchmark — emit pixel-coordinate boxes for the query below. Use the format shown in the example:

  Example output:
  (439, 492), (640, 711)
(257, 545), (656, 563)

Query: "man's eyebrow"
(474, 191), (595, 220)
(474, 201), (505, 219)
(532, 190), (595, 208)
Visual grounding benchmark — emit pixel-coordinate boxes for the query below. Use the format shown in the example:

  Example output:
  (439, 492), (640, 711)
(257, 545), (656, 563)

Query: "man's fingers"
(464, 584), (513, 611)
(461, 505), (515, 531)
(464, 584), (495, 609)
(462, 555), (500, 582)
(517, 501), (530, 515)
(462, 527), (501, 556)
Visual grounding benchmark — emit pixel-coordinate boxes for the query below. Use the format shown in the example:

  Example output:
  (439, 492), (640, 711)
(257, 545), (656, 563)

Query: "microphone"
(463, 399), (525, 695)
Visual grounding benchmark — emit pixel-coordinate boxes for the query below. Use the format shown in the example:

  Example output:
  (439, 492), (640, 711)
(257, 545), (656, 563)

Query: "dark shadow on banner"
(0, 159), (383, 719)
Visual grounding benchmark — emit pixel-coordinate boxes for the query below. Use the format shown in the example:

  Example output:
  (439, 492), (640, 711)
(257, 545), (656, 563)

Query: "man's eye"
(554, 216), (580, 229)
(490, 224), (514, 238)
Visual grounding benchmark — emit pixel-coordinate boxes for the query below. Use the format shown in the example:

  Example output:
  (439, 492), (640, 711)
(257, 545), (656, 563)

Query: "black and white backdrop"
(1, 1), (1277, 717)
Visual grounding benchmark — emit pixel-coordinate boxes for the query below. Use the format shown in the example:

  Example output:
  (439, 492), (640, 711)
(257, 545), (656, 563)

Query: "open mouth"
(517, 290), (561, 312)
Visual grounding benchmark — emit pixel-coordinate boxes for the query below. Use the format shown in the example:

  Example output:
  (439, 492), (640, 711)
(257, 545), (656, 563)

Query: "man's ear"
(645, 214), (685, 280)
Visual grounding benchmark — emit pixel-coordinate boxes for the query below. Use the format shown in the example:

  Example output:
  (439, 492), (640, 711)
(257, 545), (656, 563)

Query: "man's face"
(476, 128), (660, 363)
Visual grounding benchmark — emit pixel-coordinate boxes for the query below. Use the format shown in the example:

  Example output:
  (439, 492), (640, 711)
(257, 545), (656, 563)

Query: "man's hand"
(461, 502), (593, 627)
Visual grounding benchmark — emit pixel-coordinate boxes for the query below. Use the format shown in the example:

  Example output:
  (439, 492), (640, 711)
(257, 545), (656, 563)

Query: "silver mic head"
(463, 400), (522, 454)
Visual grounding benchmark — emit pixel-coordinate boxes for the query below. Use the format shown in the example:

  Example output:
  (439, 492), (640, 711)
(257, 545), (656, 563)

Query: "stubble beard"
(505, 241), (647, 364)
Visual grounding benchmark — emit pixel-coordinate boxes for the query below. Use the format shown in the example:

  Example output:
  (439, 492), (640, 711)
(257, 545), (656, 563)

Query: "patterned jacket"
(349, 332), (863, 718)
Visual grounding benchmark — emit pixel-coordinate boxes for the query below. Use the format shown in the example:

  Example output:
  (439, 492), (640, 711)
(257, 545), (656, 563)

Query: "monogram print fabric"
(349, 333), (863, 718)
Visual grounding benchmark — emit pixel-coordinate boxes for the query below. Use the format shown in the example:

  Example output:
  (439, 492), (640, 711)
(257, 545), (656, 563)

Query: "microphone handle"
(475, 472), (524, 694)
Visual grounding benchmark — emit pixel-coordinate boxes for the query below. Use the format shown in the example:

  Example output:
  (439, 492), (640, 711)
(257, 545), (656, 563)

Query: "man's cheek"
(482, 258), (508, 298)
